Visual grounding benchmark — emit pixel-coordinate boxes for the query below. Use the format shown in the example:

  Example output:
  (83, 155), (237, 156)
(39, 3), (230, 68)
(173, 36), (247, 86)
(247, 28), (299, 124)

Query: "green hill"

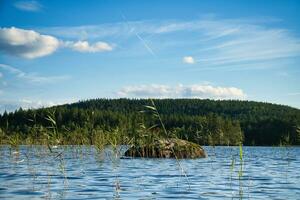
(1, 99), (300, 146)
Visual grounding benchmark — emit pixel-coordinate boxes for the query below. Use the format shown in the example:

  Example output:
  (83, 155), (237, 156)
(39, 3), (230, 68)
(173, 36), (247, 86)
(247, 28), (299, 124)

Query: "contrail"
(121, 12), (156, 57)
(134, 32), (156, 56)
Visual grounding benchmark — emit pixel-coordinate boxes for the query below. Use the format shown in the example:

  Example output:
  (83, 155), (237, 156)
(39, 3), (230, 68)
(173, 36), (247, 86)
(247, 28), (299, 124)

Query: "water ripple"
(0, 146), (299, 199)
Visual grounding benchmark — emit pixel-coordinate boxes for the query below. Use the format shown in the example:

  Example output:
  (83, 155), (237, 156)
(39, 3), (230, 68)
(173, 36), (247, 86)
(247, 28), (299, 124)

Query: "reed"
(238, 143), (244, 199)
(0, 100), (253, 199)
(142, 99), (191, 189)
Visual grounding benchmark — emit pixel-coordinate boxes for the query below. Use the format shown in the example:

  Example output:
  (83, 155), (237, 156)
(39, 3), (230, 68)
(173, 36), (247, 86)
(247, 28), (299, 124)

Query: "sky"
(0, 0), (300, 112)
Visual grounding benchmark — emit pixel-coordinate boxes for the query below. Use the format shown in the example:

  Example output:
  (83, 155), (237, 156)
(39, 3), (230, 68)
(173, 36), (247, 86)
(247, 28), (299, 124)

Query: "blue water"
(0, 146), (299, 199)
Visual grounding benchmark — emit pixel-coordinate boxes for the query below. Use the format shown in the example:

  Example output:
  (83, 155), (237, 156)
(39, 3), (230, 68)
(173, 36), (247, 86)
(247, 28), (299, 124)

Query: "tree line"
(0, 98), (299, 146)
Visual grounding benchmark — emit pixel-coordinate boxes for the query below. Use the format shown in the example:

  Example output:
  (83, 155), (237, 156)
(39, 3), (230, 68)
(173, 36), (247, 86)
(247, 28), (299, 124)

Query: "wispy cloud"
(39, 17), (300, 70)
(117, 83), (246, 99)
(14, 0), (42, 12)
(39, 18), (286, 39)
(161, 20), (300, 70)
(2, 17), (299, 70)
(287, 92), (300, 96)
(276, 71), (289, 77)
(0, 64), (70, 83)
(39, 21), (158, 40)
(153, 19), (300, 70)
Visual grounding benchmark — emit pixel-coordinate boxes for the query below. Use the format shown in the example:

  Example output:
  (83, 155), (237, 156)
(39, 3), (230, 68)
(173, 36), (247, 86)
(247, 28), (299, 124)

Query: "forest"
(0, 98), (300, 146)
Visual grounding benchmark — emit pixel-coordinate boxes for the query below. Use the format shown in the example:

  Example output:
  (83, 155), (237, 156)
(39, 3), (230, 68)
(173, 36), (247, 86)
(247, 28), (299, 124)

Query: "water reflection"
(0, 146), (299, 199)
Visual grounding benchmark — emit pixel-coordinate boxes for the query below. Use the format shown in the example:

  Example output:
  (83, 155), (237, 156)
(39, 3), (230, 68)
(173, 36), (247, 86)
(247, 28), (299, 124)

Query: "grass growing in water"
(238, 143), (244, 199)
(0, 99), (250, 198)
(142, 99), (192, 189)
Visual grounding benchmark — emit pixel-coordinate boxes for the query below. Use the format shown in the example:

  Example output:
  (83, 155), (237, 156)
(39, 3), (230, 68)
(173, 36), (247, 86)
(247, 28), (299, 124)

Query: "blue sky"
(0, 0), (300, 112)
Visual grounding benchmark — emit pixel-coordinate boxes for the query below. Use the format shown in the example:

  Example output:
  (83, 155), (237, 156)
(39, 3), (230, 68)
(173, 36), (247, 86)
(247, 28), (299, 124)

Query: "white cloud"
(0, 27), (114, 58)
(64, 41), (113, 53)
(183, 56), (195, 64)
(19, 99), (57, 108)
(2, 16), (299, 67)
(14, 0), (42, 12)
(117, 84), (246, 99)
(0, 27), (59, 59)
(0, 64), (70, 83)
(118, 84), (171, 97)
(0, 99), (77, 113)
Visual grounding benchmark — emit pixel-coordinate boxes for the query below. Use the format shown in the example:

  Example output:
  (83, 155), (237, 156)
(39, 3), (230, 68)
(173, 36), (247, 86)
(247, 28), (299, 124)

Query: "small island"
(124, 138), (206, 158)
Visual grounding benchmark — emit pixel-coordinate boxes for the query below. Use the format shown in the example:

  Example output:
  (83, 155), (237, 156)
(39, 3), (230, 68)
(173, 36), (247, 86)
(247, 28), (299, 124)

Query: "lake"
(0, 146), (299, 199)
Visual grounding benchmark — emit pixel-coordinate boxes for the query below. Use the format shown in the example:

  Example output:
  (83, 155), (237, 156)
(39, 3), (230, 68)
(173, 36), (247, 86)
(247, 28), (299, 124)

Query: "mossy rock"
(124, 138), (206, 159)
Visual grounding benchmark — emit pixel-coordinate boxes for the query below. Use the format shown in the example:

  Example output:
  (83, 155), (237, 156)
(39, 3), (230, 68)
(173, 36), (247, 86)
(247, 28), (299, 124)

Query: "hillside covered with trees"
(1, 99), (300, 146)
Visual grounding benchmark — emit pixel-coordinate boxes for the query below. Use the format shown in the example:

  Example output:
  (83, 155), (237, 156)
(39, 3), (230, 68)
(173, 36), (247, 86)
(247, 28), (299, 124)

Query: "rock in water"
(124, 138), (206, 158)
